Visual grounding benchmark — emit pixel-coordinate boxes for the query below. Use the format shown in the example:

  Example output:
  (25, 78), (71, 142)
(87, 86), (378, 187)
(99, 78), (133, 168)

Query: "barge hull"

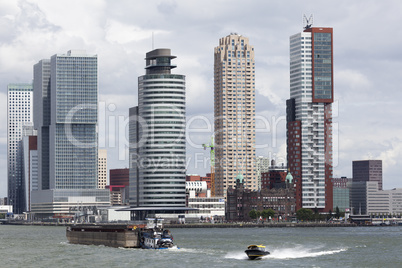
(66, 225), (140, 248)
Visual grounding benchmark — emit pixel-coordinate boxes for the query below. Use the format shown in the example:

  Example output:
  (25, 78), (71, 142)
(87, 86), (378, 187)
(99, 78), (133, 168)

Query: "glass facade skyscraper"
(32, 50), (109, 218)
(50, 50), (98, 189)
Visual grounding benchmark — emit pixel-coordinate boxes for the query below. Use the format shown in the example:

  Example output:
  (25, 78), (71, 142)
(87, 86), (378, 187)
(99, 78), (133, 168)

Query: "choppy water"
(1, 225), (401, 267)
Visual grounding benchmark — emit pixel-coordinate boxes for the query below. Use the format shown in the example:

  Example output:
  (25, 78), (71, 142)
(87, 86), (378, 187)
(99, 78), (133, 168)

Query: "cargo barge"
(66, 219), (175, 249)
(66, 224), (143, 248)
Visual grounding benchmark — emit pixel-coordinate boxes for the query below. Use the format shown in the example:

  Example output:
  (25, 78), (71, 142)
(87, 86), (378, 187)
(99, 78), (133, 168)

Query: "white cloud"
(2, 0), (402, 196)
(0, 92), (7, 145)
(378, 139), (402, 171)
(105, 19), (169, 44)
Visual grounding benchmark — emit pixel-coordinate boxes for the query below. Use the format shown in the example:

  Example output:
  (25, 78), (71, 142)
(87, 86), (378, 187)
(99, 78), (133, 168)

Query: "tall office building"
(352, 160), (382, 190)
(129, 48), (186, 219)
(21, 123), (38, 213)
(286, 25), (334, 212)
(32, 50), (109, 218)
(214, 34), (257, 197)
(98, 149), (107, 189)
(7, 83), (33, 214)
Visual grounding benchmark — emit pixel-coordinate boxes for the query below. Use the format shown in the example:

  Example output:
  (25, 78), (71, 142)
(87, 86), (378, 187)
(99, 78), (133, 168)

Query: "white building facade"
(7, 83), (33, 214)
(367, 182), (402, 215)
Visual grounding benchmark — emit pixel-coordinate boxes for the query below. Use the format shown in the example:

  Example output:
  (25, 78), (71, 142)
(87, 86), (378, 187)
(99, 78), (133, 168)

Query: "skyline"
(2, 0), (402, 197)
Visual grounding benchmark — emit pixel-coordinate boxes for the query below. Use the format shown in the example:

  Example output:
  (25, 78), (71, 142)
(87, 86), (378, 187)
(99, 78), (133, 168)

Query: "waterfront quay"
(1, 220), (357, 228)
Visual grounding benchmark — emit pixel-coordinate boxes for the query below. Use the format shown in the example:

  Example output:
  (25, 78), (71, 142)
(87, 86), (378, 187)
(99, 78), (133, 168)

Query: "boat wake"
(225, 246), (347, 260)
(268, 246), (347, 259)
(225, 251), (249, 260)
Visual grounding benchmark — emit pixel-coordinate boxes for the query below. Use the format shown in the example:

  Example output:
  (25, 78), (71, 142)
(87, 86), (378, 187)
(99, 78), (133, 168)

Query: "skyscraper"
(129, 48), (186, 219)
(352, 160), (382, 190)
(214, 34), (257, 197)
(21, 123), (38, 214)
(7, 83), (33, 213)
(287, 26), (334, 212)
(32, 50), (109, 218)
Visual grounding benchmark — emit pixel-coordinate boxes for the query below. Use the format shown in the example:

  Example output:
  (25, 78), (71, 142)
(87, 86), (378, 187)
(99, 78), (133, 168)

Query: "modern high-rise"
(287, 25), (334, 212)
(214, 34), (257, 197)
(352, 160), (382, 190)
(7, 83), (33, 214)
(32, 50), (109, 218)
(129, 48), (186, 220)
(21, 124), (38, 214)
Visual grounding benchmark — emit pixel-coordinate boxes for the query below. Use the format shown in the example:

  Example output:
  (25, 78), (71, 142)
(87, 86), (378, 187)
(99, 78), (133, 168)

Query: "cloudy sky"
(1, 0), (402, 197)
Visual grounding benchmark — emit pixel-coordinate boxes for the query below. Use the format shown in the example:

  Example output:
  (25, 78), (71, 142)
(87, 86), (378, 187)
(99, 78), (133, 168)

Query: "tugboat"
(139, 218), (175, 249)
(245, 244), (270, 260)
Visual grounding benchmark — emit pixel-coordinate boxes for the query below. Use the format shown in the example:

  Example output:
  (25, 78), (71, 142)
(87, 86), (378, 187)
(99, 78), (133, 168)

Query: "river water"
(1, 225), (401, 267)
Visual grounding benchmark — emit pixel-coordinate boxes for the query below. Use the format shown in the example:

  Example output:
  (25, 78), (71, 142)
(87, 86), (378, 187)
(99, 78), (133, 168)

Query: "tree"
(249, 209), (258, 220)
(335, 206), (341, 218)
(256, 210), (261, 219)
(261, 209), (275, 220)
(296, 208), (314, 221)
(327, 209), (333, 221)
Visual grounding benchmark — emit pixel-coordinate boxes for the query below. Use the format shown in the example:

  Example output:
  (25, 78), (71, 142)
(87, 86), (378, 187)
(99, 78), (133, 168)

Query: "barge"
(66, 219), (176, 249)
(66, 224), (143, 248)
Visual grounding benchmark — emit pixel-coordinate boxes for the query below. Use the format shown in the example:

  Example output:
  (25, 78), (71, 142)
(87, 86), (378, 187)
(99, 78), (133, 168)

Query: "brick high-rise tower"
(287, 26), (334, 212)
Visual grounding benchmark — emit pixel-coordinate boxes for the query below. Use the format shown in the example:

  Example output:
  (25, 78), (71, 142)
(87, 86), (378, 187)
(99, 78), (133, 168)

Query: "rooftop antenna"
(152, 32), (154, 50)
(303, 14), (313, 30)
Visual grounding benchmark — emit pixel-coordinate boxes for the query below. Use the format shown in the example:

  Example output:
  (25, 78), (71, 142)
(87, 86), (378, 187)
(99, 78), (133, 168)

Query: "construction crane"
(202, 136), (215, 196)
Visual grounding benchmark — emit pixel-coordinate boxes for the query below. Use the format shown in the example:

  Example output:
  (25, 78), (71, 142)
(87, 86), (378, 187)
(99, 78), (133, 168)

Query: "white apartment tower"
(286, 26), (334, 212)
(214, 34), (257, 197)
(7, 83), (33, 214)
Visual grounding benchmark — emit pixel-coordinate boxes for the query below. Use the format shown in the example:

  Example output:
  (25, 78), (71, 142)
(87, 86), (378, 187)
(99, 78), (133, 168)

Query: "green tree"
(327, 209), (333, 221)
(335, 206), (341, 218)
(261, 209), (275, 219)
(256, 210), (261, 219)
(249, 209), (258, 220)
(296, 208), (314, 221)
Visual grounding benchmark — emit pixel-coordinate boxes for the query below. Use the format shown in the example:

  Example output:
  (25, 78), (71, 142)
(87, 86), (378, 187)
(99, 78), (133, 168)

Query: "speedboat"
(245, 244), (270, 260)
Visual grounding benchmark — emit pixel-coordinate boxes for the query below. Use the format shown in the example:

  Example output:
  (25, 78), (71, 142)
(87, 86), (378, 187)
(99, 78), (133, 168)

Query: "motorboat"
(245, 244), (270, 260)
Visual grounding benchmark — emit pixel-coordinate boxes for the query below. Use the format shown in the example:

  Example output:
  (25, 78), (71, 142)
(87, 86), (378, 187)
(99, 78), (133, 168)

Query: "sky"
(1, 0), (402, 198)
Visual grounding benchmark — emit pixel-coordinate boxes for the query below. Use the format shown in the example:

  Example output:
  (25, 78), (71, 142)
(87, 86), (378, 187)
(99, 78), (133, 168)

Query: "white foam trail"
(225, 251), (249, 260)
(269, 247), (347, 259)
